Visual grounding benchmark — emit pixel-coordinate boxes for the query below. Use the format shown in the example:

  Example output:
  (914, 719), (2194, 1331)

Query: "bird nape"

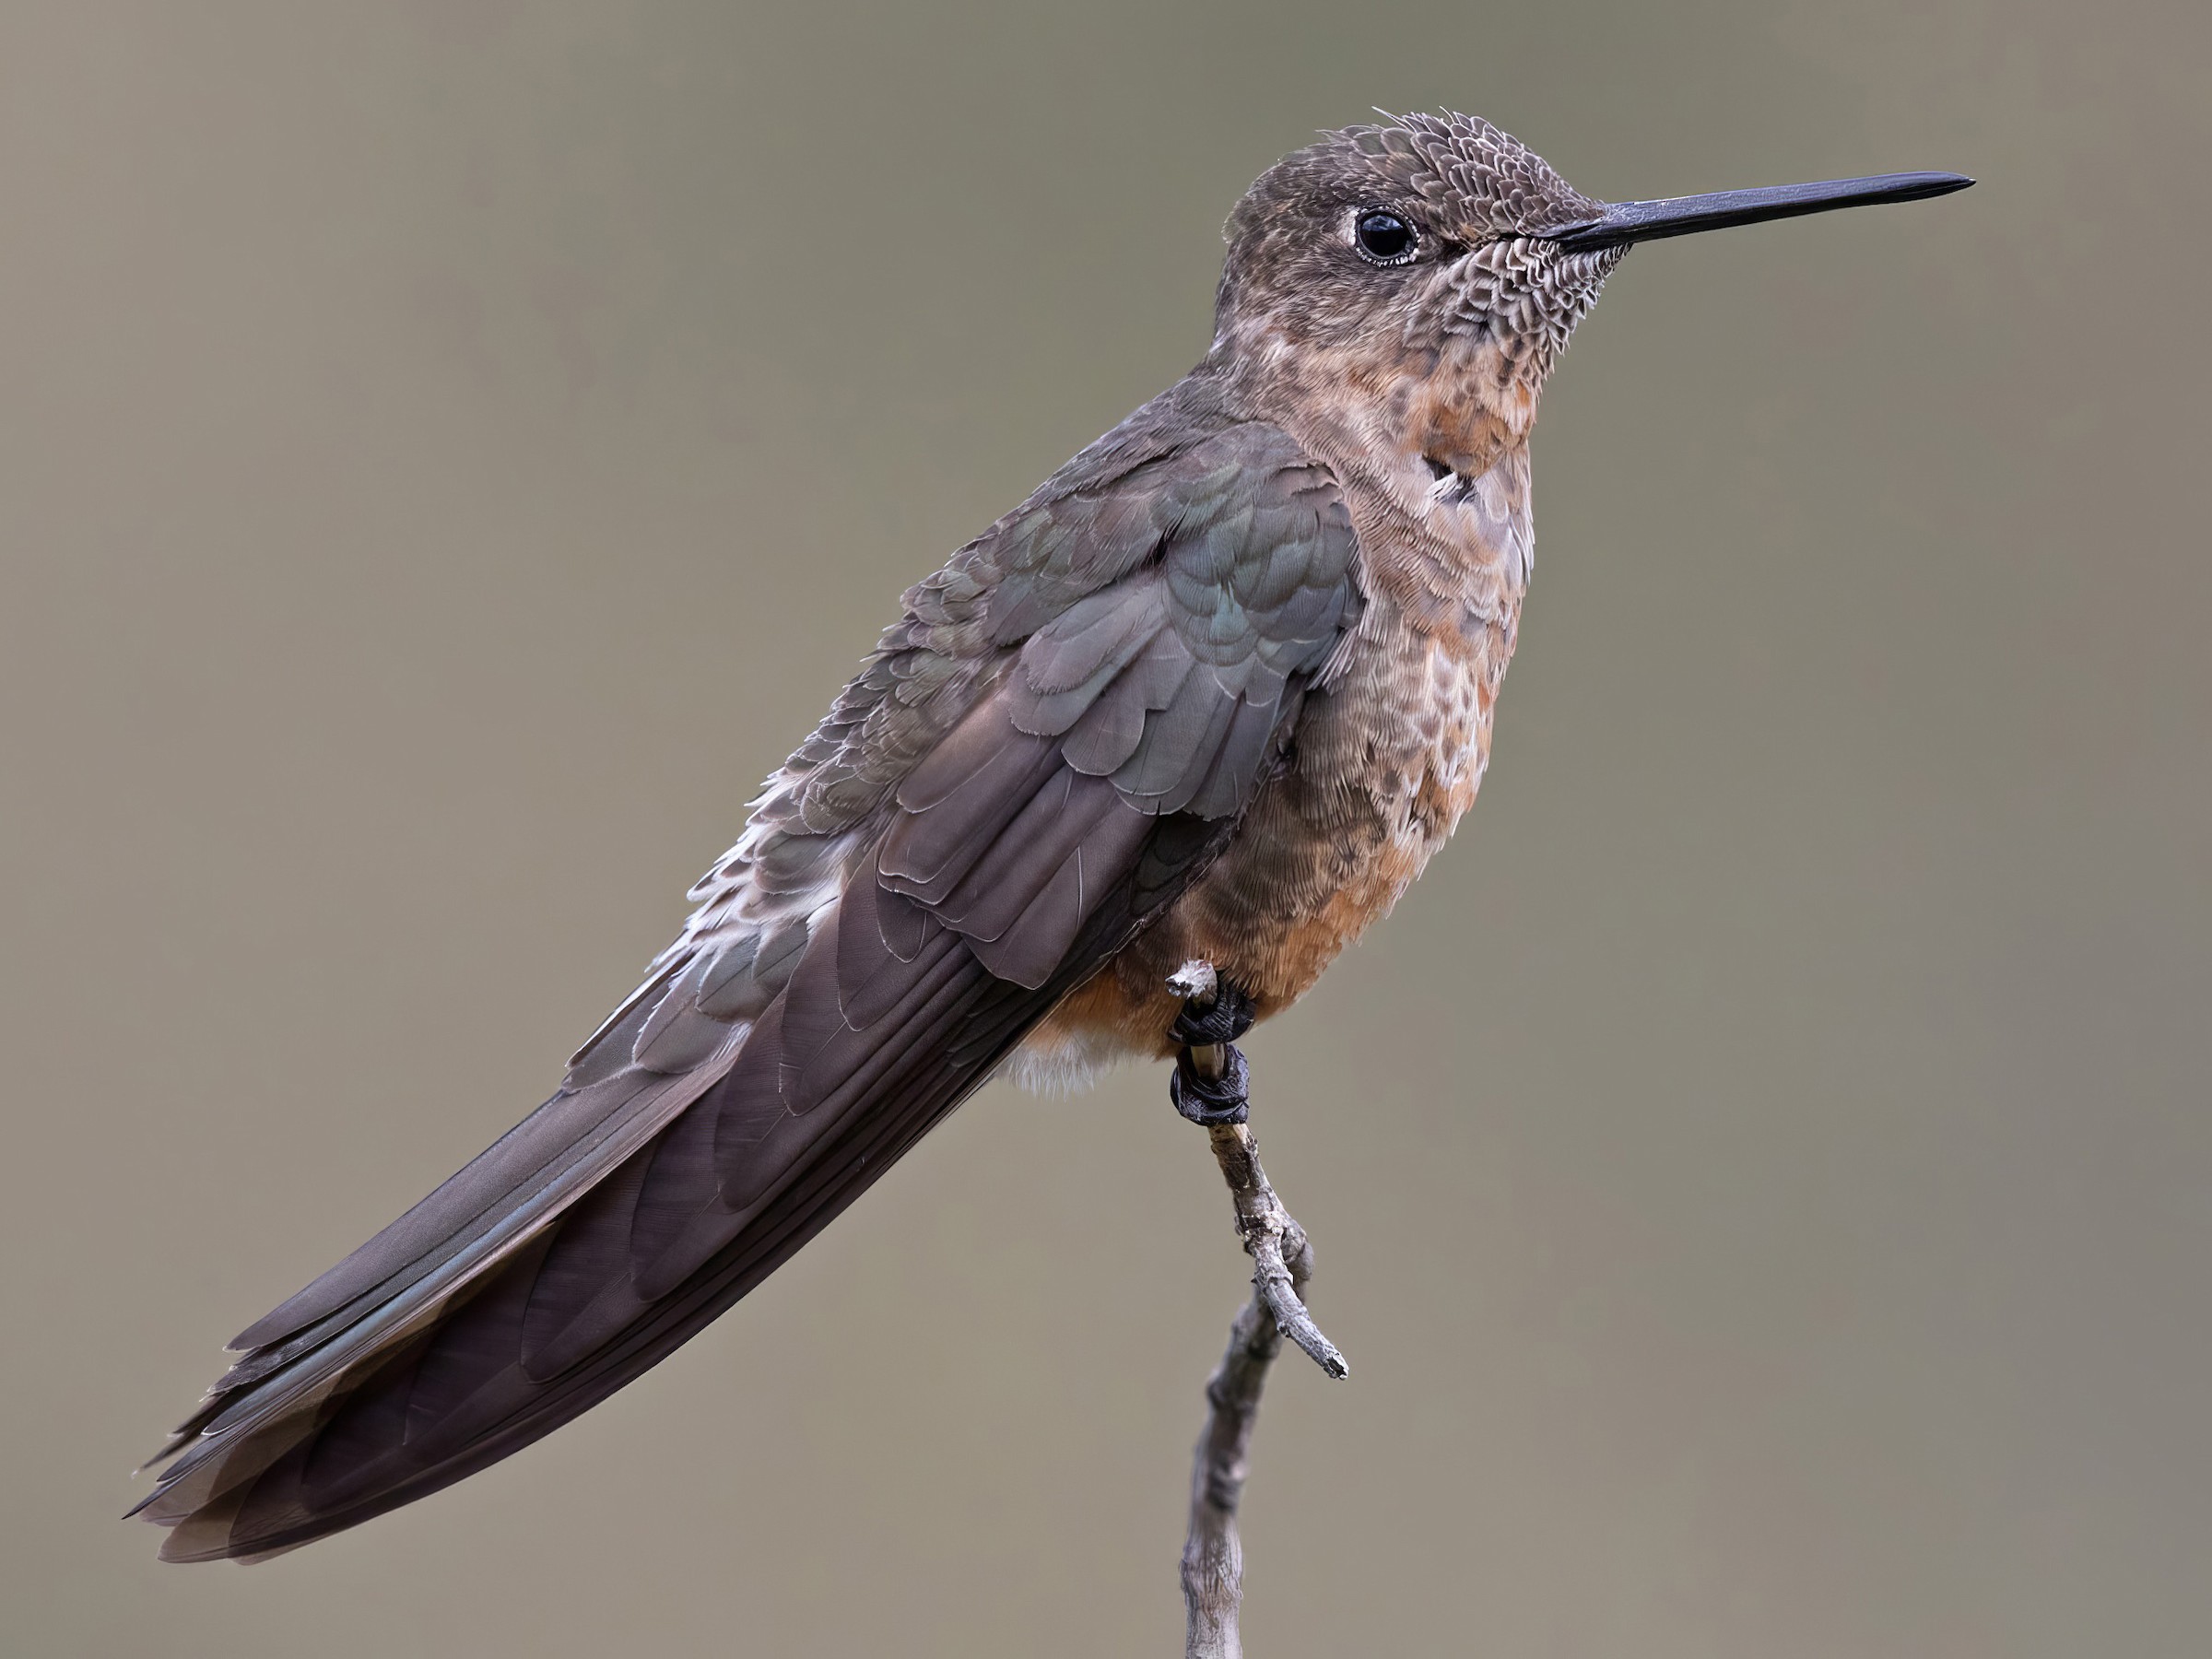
(135, 111), (1969, 1562)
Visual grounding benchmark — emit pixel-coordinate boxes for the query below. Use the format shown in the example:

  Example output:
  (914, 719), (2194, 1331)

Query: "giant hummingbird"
(135, 112), (1970, 1560)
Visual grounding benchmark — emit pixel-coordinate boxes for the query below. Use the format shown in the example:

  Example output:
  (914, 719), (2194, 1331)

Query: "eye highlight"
(1353, 208), (1418, 265)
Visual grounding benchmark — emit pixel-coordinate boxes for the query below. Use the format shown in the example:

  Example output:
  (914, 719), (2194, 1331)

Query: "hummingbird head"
(1211, 111), (1970, 458)
(1215, 112), (1620, 392)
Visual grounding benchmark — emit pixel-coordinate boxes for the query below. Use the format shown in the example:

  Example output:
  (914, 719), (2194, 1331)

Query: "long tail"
(132, 857), (1128, 1561)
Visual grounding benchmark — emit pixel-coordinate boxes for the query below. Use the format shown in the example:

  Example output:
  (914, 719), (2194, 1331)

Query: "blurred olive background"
(4, 2), (2206, 1654)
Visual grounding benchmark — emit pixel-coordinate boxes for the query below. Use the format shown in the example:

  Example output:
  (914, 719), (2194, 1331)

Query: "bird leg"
(1171, 960), (1347, 1659)
(1167, 963), (1253, 1125)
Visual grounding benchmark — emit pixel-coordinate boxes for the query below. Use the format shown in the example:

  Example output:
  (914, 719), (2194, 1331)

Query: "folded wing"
(135, 407), (1360, 1560)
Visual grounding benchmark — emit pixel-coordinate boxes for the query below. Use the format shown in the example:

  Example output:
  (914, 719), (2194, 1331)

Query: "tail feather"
(136, 1053), (742, 1483)
(140, 947), (1024, 1560)
(131, 861), (1131, 1560)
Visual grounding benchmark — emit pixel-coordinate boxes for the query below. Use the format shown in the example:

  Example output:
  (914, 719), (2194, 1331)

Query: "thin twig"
(1182, 1296), (1277, 1659)
(1203, 1122), (1345, 1381)
(1171, 960), (1346, 1659)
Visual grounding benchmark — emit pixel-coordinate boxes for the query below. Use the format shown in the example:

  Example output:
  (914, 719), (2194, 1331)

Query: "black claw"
(1171, 1043), (1251, 1125)
(1171, 980), (1255, 1048)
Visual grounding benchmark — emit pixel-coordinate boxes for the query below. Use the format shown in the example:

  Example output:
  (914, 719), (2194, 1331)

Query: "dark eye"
(1354, 208), (1418, 265)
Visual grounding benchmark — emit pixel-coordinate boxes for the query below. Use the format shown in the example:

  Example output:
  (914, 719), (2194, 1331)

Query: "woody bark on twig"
(1168, 961), (1346, 1659)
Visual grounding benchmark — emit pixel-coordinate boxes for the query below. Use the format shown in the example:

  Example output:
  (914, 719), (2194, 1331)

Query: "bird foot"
(1169, 977), (1255, 1048)
(1171, 1042), (1252, 1125)
(1168, 971), (1256, 1125)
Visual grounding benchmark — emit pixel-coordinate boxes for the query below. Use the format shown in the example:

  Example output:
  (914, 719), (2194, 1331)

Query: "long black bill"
(1543, 171), (1973, 253)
